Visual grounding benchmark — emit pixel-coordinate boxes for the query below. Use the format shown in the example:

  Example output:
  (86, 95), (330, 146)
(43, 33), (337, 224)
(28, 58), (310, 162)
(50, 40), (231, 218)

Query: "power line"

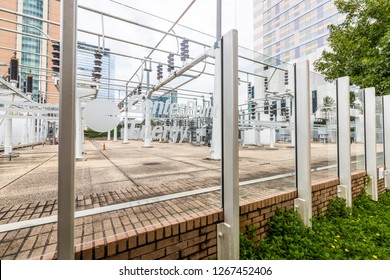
(109, 0), (215, 40)
(123, 0), (197, 103)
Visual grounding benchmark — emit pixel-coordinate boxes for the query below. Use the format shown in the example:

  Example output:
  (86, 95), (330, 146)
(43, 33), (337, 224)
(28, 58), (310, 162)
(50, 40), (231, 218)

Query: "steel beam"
(145, 48), (213, 100)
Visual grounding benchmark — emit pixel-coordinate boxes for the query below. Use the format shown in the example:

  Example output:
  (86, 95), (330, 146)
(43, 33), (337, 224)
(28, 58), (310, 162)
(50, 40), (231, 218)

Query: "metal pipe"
(0, 7), (60, 26)
(78, 28), (174, 56)
(124, 0), (197, 98)
(158, 57), (208, 99)
(0, 27), (51, 41)
(238, 55), (289, 72)
(0, 17), (52, 40)
(0, 46), (51, 58)
(145, 48), (213, 99)
(109, 0), (215, 40)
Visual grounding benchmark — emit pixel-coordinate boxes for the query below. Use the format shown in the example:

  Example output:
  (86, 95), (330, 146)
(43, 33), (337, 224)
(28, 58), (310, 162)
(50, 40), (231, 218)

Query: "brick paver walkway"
(0, 140), (358, 259)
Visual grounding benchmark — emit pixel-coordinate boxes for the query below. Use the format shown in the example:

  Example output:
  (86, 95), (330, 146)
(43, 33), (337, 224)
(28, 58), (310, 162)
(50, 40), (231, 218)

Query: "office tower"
(0, 0), (60, 103)
(77, 42), (116, 99)
(254, 0), (344, 66)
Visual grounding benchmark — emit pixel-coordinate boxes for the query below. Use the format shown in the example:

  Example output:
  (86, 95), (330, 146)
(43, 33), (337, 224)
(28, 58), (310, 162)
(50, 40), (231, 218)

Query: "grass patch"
(84, 126), (121, 139)
(240, 190), (390, 260)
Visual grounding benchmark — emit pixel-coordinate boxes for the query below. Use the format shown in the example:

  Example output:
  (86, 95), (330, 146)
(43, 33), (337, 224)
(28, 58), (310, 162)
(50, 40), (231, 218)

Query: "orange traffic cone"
(103, 143), (106, 150)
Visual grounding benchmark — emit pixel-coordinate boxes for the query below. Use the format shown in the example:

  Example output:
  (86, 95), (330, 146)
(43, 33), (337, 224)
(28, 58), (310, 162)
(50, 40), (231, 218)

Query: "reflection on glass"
(376, 97), (384, 167)
(350, 89), (365, 172)
(237, 47), (296, 198)
(309, 72), (338, 183)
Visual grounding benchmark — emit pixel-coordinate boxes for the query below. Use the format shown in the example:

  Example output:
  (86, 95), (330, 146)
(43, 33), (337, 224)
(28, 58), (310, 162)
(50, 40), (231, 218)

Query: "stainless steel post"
(365, 88), (378, 201)
(337, 77), (352, 206)
(58, 0), (77, 260)
(217, 29), (239, 260)
(294, 61), (312, 227)
(383, 95), (390, 189)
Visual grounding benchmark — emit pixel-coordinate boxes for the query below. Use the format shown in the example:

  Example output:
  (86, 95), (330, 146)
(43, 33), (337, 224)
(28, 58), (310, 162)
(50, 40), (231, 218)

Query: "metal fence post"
(217, 29), (239, 260)
(336, 77), (352, 206)
(58, 0), (77, 260)
(383, 95), (390, 189)
(364, 88), (378, 201)
(294, 61), (312, 227)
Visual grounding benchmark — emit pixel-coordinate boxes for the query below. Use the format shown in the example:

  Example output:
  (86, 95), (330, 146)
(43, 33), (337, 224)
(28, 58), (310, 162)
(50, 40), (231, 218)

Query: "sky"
(78, 0), (254, 48)
(76, 0), (254, 101)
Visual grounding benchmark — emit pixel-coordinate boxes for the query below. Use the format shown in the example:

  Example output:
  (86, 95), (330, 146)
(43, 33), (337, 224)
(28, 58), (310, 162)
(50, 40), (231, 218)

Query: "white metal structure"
(337, 77), (352, 206)
(1, 0), (390, 262)
(57, 0), (77, 260)
(217, 29), (239, 260)
(364, 88), (378, 201)
(384, 95), (390, 189)
(294, 61), (312, 227)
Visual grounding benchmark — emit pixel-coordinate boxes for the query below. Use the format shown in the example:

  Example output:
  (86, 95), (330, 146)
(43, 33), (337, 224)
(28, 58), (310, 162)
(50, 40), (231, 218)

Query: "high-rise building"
(76, 42), (116, 99)
(254, 0), (344, 66)
(0, 0), (60, 103)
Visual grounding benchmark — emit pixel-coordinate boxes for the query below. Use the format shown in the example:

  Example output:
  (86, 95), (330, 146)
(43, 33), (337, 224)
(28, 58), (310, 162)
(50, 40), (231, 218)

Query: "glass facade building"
(77, 42), (116, 100)
(254, 0), (344, 65)
(21, 0), (44, 101)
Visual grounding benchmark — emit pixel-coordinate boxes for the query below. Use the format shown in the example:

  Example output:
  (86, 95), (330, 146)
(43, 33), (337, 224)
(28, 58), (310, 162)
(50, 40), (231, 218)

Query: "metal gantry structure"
(0, 0), (297, 159)
(1, 0), (390, 261)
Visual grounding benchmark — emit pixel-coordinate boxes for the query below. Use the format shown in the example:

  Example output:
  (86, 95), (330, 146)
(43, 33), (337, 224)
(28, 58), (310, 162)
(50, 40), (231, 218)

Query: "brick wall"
(351, 171), (367, 198)
(72, 171), (387, 260)
(350, 169), (386, 198)
(378, 168), (386, 195)
(312, 178), (339, 216)
(75, 209), (223, 260)
(239, 190), (297, 242)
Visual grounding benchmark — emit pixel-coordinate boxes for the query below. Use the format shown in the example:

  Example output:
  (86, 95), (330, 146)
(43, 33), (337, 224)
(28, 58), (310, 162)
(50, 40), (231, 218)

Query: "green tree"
(321, 96), (335, 120)
(314, 0), (390, 95)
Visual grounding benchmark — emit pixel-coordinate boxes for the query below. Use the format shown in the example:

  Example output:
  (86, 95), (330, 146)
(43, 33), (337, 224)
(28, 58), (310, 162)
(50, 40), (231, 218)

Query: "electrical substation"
(0, 0), (388, 261)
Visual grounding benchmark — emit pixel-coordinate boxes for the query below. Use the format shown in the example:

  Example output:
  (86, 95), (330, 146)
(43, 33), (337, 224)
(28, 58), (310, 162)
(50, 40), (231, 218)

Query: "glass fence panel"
(75, 7), (222, 259)
(376, 97), (384, 167)
(237, 47), (296, 201)
(309, 72), (338, 183)
(1, 2), (220, 260)
(0, 81), (60, 260)
(350, 89), (365, 172)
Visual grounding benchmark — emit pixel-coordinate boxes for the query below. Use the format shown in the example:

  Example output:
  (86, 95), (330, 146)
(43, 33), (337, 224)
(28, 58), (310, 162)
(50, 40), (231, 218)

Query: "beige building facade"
(254, 0), (343, 67)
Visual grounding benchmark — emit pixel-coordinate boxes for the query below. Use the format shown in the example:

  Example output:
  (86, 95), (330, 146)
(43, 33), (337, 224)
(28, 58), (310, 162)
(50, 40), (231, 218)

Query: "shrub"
(240, 192), (390, 260)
